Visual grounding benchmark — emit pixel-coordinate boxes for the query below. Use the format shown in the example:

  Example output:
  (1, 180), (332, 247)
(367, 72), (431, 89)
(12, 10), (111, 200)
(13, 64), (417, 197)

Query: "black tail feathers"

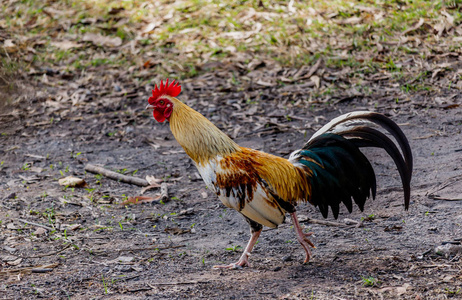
(291, 111), (412, 219)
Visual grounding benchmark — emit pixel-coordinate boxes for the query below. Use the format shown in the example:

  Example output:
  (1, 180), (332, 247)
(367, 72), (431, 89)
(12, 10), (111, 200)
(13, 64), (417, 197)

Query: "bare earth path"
(1, 76), (461, 299)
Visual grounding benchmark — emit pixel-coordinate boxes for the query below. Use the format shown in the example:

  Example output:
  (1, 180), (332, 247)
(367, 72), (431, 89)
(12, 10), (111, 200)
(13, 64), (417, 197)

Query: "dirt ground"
(1, 65), (461, 300)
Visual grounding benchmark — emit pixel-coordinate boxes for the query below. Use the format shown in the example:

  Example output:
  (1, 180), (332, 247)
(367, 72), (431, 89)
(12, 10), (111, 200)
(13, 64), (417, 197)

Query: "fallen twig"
(85, 164), (149, 186)
(0, 263), (59, 278)
(147, 280), (209, 287)
(344, 218), (363, 228)
(302, 217), (345, 227)
(160, 182), (168, 202)
(22, 243), (73, 259)
(17, 219), (54, 231)
(84, 244), (185, 255)
(126, 287), (153, 293)
(121, 196), (157, 205)
(31, 268), (55, 273)
(296, 58), (322, 81)
(428, 195), (462, 201)
(427, 175), (462, 201)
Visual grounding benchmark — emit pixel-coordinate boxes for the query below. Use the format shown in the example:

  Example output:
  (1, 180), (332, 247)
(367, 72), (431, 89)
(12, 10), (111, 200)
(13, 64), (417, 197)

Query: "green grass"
(1, 0), (459, 86)
(0, 56), (21, 108)
(361, 276), (379, 287)
(225, 245), (242, 252)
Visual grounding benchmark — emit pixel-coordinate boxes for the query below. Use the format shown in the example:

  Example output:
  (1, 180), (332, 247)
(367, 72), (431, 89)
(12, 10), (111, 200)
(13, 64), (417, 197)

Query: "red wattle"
(153, 109), (166, 123)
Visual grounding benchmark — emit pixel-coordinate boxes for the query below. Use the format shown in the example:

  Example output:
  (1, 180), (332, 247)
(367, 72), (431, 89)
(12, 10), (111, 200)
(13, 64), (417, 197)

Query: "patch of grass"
(102, 274), (108, 294)
(361, 276), (379, 287)
(1, 0), (452, 82)
(42, 207), (56, 225)
(444, 287), (461, 295)
(225, 245), (242, 252)
(0, 57), (20, 108)
(115, 168), (127, 174)
(361, 214), (376, 222)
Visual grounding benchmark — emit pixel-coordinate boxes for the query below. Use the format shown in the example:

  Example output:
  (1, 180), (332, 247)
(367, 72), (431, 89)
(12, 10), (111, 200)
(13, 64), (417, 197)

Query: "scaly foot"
(213, 228), (262, 270)
(290, 212), (316, 263)
(213, 252), (250, 269)
(297, 231), (315, 263)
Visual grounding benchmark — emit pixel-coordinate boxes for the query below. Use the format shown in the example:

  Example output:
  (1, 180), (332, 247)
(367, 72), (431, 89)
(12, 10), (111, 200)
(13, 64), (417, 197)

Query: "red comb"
(148, 79), (181, 104)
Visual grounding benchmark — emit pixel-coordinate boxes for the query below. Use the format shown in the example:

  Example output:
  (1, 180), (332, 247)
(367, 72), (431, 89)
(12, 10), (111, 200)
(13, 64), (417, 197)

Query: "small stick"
(85, 164), (148, 186)
(84, 244), (185, 254)
(31, 268), (54, 273)
(343, 218), (362, 227)
(26, 243), (73, 259)
(17, 219), (54, 231)
(116, 244), (184, 252)
(160, 182), (168, 202)
(303, 217), (345, 227)
(2, 263), (59, 275)
(147, 280), (209, 287)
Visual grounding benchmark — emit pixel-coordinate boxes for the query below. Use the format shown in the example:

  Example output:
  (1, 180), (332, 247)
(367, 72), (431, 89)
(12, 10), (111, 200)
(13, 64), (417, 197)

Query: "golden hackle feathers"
(167, 96), (240, 165)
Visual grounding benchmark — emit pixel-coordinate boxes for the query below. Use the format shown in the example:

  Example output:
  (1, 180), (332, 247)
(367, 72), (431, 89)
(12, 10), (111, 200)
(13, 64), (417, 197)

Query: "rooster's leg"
(213, 217), (262, 269)
(290, 212), (315, 263)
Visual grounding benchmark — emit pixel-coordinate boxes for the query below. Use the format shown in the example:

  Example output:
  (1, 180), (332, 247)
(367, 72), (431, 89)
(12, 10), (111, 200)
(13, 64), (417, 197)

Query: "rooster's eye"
(159, 100), (164, 105)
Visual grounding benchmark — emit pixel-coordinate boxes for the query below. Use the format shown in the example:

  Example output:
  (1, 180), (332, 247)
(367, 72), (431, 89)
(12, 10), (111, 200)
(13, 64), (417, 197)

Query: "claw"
(213, 252), (250, 269)
(290, 212), (316, 263)
(303, 232), (316, 248)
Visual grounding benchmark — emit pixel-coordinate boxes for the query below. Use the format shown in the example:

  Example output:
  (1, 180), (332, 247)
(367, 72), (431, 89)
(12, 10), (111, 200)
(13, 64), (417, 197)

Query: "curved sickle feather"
(308, 111), (413, 178)
(341, 127), (411, 209)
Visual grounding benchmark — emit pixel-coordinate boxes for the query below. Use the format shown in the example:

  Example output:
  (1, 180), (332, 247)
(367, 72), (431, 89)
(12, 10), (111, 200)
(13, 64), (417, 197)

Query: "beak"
(146, 104), (155, 110)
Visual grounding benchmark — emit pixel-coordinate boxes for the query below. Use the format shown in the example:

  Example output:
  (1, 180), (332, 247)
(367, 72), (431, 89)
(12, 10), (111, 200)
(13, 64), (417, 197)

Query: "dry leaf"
(29, 166), (43, 173)
(442, 275), (454, 283)
(121, 195), (158, 205)
(7, 223), (19, 230)
(6, 258), (22, 266)
(58, 176), (87, 187)
(355, 5), (378, 13)
(82, 33), (122, 47)
(141, 175), (163, 194)
(66, 224), (81, 231)
(33, 227), (47, 236)
(114, 256), (134, 263)
(4, 39), (15, 48)
(335, 16), (362, 25)
(378, 283), (410, 295)
(51, 41), (82, 50)
(441, 11), (454, 27)
(146, 175), (163, 185)
(310, 75), (320, 88)
(256, 79), (273, 87)
(41, 74), (49, 84)
(402, 18), (424, 35)
(142, 21), (162, 34)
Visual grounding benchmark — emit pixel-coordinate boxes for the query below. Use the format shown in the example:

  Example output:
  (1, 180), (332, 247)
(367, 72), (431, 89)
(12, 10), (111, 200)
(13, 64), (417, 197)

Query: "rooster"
(146, 79), (412, 269)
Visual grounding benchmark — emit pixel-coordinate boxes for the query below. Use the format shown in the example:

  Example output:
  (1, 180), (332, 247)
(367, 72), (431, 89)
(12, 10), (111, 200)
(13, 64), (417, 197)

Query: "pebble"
(282, 255), (292, 262)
